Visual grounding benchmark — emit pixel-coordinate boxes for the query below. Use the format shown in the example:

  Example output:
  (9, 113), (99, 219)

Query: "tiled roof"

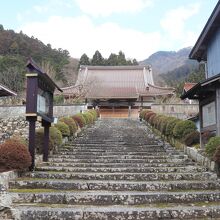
(183, 83), (197, 92)
(60, 65), (174, 99)
(55, 85), (80, 96)
(0, 84), (17, 97)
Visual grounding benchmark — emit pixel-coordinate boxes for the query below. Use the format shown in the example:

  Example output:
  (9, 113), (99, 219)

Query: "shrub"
(82, 113), (93, 125)
(182, 128), (197, 137)
(157, 116), (168, 133)
(144, 111), (156, 122)
(50, 126), (62, 147)
(74, 113), (87, 127)
(88, 109), (98, 120)
(205, 136), (220, 157)
(165, 118), (180, 137)
(154, 115), (164, 130)
(213, 146), (220, 163)
(202, 130), (215, 145)
(55, 121), (70, 137)
(0, 137), (31, 171)
(160, 117), (172, 135)
(139, 109), (150, 120)
(60, 117), (78, 136)
(183, 131), (200, 146)
(72, 115), (84, 128)
(35, 128), (55, 154)
(148, 114), (157, 126)
(173, 120), (197, 140)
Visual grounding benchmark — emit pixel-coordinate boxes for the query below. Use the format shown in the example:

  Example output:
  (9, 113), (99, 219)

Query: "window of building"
(202, 101), (216, 127)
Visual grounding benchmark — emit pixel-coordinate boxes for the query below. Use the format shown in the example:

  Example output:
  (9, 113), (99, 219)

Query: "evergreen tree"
(117, 51), (127, 65)
(132, 59), (139, 65)
(91, 50), (104, 65)
(78, 53), (90, 68)
(107, 53), (118, 65)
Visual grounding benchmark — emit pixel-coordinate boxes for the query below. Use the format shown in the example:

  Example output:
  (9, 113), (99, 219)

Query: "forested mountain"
(140, 47), (204, 94)
(161, 62), (205, 95)
(0, 25), (77, 93)
(140, 47), (197, 75)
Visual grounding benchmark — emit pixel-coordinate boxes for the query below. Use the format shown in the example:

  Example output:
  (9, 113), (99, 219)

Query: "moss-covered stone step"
(58, 151), (169, 156)
(12, 203), (220, 220)
(63, 144), (163, 149)
(9, 179), (220, 191)
(38, 161), (197, 168)
(48, 158), (188, 164)
(21, 171), (217, 181)
(11, 190), (220, 206)
(60, 148), (166, 153)
(50, 154), (177, 160)
(36, 165), (208, 173)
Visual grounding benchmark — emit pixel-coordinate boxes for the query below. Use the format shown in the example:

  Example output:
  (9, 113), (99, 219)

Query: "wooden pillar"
(42, 120), (51, 162)
(128, 105), (131, 118)
(216, 88), (220, 136)
(199, 102), (203, 148)
(28, 117), (37, 171)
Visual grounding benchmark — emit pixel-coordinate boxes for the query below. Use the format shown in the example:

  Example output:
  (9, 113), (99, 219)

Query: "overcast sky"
(0, 0), (218, 60)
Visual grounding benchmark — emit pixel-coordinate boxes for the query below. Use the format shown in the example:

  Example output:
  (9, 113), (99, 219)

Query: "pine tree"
(78, 53), (90, 68)
(91, 50), (104, 65)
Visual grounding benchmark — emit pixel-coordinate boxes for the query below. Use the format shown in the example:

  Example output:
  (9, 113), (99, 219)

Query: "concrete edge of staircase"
(0, 154), (44, 218)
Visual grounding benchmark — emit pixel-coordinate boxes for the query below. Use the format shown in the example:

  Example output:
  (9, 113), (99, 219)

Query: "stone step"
(58, 151), (169, 156)
(49, 158), (187, 163)
(11, 190), (220, 206)
(51, 153), (184, 158)
(50, 155), (170, 160)
(9, 179), (220, 191)
(36, 166), (208, 173)
(22, 171), (217, 181)
(60, 147), (165, 152)
(66, 142), (162, 149)
(12, 203), (220, 220)
(40, 162), (196, 168)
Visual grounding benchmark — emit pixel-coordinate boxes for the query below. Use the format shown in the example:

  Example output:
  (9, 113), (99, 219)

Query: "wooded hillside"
(0, 25), (71, 93)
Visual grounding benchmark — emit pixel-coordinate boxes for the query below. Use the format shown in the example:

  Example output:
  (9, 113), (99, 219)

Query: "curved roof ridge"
(148, 83), (174, 91)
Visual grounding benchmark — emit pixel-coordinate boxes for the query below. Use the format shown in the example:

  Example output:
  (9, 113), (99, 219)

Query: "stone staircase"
(8, 119), (220, 219)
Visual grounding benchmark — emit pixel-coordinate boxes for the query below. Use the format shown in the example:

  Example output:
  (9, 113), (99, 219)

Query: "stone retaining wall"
(151, 104), (199, 119)
(0, 104), (86, 118)
(0, 104), (87, 143)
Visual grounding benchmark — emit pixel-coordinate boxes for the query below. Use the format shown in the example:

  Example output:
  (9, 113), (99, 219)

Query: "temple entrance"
(99, 106), (139, 118)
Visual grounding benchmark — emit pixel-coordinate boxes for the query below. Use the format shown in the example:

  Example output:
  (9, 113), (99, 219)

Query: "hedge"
(35, 128), (55, 154)
(50, 126), (62, 147)
(139, 109), (197, 146)
(74, 113), (87, 127)
(205, 136), (220, 157)
(173, 120), (197, 140)
(183, 131), (200, 147)
(55, 121), (70, 137)
(60, 117), (78, 136)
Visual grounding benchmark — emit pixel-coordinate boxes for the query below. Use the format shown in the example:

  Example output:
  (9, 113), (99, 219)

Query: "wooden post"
(28, 117), (37, 171)
(42, 120), (51, 162)
(128, 105), (131, 118)
(216, 88), (220, 136)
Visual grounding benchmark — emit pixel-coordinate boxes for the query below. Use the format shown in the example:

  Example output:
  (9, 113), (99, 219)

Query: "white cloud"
(18, 15), (161, 60)
(32, 0), (73, 14)
(161, 3), (200, 40)
(75, 0), (153, 17)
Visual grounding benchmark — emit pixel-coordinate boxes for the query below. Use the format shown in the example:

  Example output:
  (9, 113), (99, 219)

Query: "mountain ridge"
(140, 47), (195, 76)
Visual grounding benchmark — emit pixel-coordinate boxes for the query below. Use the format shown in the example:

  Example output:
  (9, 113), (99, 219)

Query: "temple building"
(58, 65), (174, 117)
